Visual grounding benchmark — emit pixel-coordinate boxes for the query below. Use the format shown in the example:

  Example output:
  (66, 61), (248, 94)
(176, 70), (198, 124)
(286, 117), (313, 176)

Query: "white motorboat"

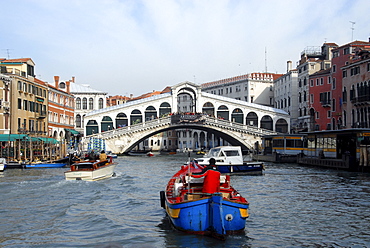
(64, 159), (117, 181)
(0, 158), (5, 172)
(195, 146), (264, 174)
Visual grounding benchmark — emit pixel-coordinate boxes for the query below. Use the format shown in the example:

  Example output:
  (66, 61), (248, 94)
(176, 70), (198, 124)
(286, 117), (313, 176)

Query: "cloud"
(1, 0), (370, 96)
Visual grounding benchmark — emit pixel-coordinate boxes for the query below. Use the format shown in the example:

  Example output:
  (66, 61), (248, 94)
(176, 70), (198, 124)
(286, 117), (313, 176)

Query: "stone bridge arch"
(93, 116), (278, 154)
(83, 81), (290, 152)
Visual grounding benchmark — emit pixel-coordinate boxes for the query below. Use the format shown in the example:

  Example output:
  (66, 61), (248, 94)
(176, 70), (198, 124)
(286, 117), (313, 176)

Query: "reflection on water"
(0, 156), (369, 247)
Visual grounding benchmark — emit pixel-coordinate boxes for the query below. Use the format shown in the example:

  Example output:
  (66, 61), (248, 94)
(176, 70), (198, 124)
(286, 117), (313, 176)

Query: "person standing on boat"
(198, 157), (218, 173)
(88, 150), (96, 161)
(189, 158), (220, 194)
(99, 150), (107, 161)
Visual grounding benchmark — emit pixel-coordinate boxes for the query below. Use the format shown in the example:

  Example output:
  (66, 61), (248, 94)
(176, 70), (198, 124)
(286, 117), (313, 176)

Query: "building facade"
(341, 46), (370, 128)
(0, 74), (11, 134)
(69, 79), (108, 135)
(296, 43), (337, 131)
(308, 68), (332, 131)
(330, 41), (370, 129)
(0, 58), (49, 136)
(106, 95), (131, 107)
(201, 73), (282, 107)
(47, 76), (77, 152)
(274, 61), (299, 132)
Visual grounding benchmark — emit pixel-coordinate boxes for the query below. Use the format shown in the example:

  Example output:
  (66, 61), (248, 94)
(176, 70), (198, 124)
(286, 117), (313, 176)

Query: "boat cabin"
(196, 146), (244, 166)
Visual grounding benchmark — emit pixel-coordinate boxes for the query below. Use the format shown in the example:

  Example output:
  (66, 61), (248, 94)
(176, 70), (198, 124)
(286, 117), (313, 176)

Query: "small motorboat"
(64, 158), (117, 181)
(25, 156), (74, 169)
(160, 149), (177, 155)
(196, 146), (264, 175)
(147, 152), (154, 157)
(25, 162), (68, 169)
(127, 149), (152, 156)
(4, 161), (26, 169)
(0, 158), (6, 172)
(106, 151), (118, 159)
(160, 160), (249, 239)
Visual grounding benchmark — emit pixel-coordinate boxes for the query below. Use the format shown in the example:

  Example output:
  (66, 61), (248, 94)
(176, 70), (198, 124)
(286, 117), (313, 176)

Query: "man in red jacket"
(190, 158), (220, 194)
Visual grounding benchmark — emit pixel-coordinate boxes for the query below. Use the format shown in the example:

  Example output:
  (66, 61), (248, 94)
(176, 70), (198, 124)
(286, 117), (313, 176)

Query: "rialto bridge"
(82, 81), (290, 154)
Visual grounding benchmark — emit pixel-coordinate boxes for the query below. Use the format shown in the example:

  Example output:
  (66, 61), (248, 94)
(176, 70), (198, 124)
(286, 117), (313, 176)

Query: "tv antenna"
(2, 49), (13, 59)
(265, 47), (268, 73)
(350, 21), (356, 41)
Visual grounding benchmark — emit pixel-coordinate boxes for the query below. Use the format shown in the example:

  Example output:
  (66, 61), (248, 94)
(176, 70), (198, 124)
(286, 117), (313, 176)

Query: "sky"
(1, 0), (369, 97)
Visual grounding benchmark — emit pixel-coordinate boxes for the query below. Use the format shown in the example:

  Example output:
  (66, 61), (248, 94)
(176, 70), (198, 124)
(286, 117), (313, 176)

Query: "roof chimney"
(66, 81), (70, 94)
(71, 76), (75, 83)
(54, 76), (60, 88)
(287, 61), (292, 72)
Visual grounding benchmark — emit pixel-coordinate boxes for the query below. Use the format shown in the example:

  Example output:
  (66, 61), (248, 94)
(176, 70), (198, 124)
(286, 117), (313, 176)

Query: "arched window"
(76, 98), (81, 110)
(159, 102), (171, 117)
(99, 98), (104, 109)
(89, 98), (93, 110)
(76, 114), (81, 128)
(82, 98), (87, 109)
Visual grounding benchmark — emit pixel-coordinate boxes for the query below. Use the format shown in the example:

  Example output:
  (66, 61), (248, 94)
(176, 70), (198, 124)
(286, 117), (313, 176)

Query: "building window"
(76, 98), (81, 109)
(327, 111), (331, 118)
(76, 114), (81, 128)
(310, 79), (314, 87)
(332, 65), (336, 72)
(332, 78), (336, 90)
(99, 98), (104, 109)
(18, 98), (22, 109)
(332, 98), (336, 112)
(82, 98), (87, 109)
(89, 98), (93, 110)
(343, 70), (347, 78)
(23, 100), (28, 111)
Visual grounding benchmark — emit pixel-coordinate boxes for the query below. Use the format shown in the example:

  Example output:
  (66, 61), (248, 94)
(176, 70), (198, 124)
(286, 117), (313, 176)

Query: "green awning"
(65, 129), (80, 135)
(37, 137), (59, 144)
(0, 134), (28, 141)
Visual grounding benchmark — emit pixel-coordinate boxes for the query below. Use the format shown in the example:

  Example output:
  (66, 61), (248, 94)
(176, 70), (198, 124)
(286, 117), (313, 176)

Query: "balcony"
(35, 111), (47, 119)
(320, 101), (331, 107)
(351, 95), (370, 106)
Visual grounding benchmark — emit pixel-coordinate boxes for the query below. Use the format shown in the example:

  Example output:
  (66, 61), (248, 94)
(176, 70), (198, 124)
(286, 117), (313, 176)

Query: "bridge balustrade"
(94, 115), (277, 140)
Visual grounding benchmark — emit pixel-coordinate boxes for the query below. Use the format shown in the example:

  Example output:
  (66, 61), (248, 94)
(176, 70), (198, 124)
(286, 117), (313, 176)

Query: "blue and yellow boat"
(160, 161), (249, 239)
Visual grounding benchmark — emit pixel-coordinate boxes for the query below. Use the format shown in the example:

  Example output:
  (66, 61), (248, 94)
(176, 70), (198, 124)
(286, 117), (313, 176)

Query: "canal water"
(0, 155), (370, 248)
